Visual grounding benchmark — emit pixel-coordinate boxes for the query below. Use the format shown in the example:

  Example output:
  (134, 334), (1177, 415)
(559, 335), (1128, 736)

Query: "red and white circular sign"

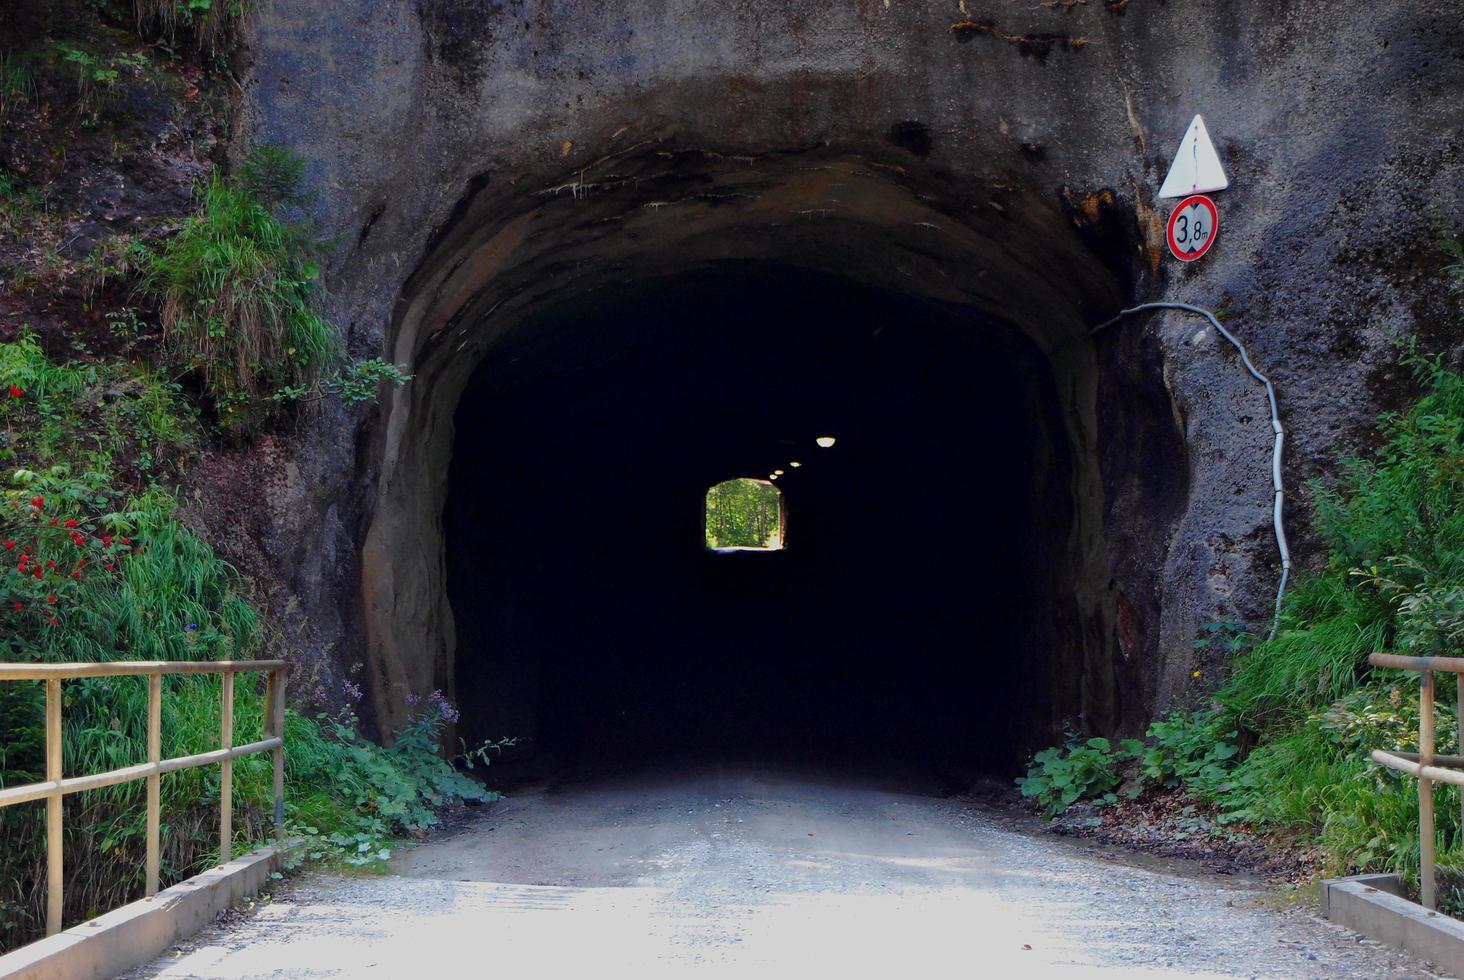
(1166, 194), (1219, 262)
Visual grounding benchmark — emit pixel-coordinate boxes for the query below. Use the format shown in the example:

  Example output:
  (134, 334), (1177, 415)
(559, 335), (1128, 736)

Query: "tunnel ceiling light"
(816, 436), (837, 449)
(768, 473), (779, 480)
(774, 469), (785, 476)
(789, 461), (802, 468)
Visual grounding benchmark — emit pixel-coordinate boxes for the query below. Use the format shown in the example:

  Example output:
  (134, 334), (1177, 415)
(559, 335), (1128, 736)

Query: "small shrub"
(285, 691), (498, 869)
(272, 358), (413, 408)
(237, 144), (310, 212)
(1017, 736), (1138, 817)
(1137, 709), (1242, 798)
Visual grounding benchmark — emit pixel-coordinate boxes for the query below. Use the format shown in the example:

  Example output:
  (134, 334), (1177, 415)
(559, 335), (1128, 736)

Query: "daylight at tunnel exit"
(0, 2), (1461, 978)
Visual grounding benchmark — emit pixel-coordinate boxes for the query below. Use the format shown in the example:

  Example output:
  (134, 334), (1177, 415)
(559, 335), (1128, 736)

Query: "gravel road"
(126, 765), (1446, 978)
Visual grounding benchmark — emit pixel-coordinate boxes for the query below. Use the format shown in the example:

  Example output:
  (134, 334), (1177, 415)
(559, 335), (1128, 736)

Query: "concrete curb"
(0, 846), (288, 980)
(1322, 873), (1464, 977)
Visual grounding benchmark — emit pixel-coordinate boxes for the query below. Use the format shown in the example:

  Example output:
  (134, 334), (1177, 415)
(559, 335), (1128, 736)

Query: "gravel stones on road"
(126, 767), (1447, 978)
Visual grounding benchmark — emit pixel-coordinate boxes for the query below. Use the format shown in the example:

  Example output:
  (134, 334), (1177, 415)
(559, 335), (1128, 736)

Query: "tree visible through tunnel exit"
(705, 478), (783, 551)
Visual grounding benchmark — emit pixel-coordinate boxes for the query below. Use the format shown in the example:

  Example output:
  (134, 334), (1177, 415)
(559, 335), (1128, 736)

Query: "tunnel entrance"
(359, 148), (1177, 783)
(444, 266), (1083, 777)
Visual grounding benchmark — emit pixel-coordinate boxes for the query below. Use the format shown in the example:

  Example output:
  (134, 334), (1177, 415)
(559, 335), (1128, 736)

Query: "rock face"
(234, 0), (1464, 745)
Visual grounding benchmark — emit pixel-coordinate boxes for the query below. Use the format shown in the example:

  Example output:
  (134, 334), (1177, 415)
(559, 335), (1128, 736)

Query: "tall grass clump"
(0, 49), (35, 122)
(133, 0), (249, 53)
(143, 146), (340, 433)
(1222, 346), (1464, 720)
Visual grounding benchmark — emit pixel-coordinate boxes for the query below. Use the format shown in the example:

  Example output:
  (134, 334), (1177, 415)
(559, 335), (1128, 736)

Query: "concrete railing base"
(0, 845), (288, 980)
(1322, 872), (1464, 976)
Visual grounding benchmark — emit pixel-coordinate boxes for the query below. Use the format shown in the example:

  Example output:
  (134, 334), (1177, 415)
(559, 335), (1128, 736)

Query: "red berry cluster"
(3, 493), (136, 629)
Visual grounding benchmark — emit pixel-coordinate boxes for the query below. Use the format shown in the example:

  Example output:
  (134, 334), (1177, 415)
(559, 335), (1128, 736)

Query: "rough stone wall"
(234, 0), (1464, 735)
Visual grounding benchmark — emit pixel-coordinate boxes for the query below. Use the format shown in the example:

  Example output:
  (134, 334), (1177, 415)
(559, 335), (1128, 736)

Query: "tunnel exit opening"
(443, 265), (1088, 780)
(705, 478), (785, 552)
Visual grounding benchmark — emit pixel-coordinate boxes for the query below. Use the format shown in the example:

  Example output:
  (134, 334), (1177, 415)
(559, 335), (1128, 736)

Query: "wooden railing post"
(145, 672), (162, 896)
(268, 667), (286, 844)
(0, 659), (288, 934)
(1365, 653), (1464, 908)
(45, 678), (62, 937)
(219, 671), (234, 865)
(1457, 673), (1463, 845)
(1420, 668), (1437, 910)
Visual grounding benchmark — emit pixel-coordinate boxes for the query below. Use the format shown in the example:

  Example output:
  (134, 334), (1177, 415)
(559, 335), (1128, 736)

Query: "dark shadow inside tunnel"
(444, 265), (1086, 781)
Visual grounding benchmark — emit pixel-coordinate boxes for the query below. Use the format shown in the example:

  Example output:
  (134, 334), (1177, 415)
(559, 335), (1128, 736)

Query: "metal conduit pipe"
(1090, 302), (1291, 642)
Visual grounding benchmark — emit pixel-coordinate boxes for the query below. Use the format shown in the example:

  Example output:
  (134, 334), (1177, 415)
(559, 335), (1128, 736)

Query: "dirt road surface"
(126, 766), (1444, 978)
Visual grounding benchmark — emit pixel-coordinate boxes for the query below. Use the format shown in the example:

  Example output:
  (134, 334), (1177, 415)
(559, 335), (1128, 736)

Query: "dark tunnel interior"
(444, 265), (1084, 782)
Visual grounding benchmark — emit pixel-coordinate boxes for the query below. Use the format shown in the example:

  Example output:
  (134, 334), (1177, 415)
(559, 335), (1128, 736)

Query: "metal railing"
(1367, 652), (1464, 910)
(0, 660), (288, 937)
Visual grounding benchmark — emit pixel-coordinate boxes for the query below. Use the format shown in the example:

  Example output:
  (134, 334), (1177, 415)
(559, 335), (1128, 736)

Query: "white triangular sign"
(1157, 114), (1229, 199)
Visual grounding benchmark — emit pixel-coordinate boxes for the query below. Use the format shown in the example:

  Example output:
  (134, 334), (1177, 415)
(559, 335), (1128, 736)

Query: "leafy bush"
(1137, 709), (1242, 798)
(273, 358), (413, 409)
(288, 692), (498, 868)
(1017, 736), (1140, 817)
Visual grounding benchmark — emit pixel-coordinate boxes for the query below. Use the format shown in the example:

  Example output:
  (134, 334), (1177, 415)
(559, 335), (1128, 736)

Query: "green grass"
(140, 145), (408, 433)
(1216, 576), (1390, 729)
(0, 331), (195, 482)
(1017, 301), (1464, 904)
(134, 0), (250, 52)
(0, 50), (35, 121)
(0, 336), (490, 952)
(142, 171), (340, 432)
(1197, 345), (1464, 895)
